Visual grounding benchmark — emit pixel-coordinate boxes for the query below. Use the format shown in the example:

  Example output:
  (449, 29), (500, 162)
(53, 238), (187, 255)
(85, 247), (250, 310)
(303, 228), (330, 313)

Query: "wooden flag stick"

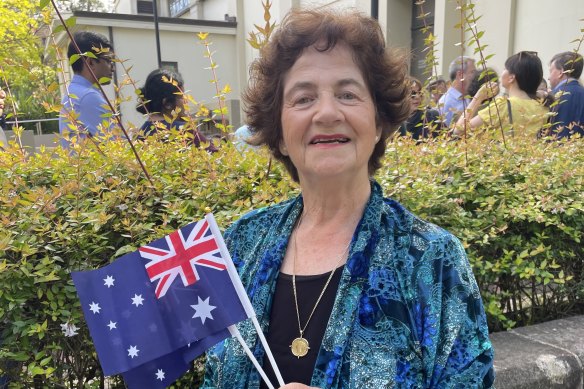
(206, 214), (285, 387)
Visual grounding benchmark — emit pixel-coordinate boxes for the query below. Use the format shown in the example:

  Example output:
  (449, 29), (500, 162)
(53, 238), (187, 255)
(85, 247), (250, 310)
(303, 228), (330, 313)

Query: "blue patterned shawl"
(203, 181), (494, 388)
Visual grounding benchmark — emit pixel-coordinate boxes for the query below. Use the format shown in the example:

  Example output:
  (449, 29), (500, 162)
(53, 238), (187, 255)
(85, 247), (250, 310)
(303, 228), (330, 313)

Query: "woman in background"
(453, 51), (549, 138)
(467, 68), (499, 107)
(427, 77), (447, 108)
(398, 77), (442, 140)
(136, 68), (216, 151)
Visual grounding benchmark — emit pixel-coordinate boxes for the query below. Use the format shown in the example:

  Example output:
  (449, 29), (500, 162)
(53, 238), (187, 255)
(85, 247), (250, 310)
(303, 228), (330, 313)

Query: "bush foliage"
(0, 131), (582, 386)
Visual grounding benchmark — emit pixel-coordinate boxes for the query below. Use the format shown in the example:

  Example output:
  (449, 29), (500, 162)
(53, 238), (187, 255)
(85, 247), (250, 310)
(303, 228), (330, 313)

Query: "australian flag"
(72, 216), (249, 388)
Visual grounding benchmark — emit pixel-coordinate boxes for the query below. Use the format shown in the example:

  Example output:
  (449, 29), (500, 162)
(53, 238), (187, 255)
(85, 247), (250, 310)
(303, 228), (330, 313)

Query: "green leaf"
(114, 245), (137, 257)
(69, 54), (80, 66)
(65, 16), (77, 28)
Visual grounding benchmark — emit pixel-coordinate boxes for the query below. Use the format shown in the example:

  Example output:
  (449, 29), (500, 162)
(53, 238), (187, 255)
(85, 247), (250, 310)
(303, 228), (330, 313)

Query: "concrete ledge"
(492, 315), (584, 388)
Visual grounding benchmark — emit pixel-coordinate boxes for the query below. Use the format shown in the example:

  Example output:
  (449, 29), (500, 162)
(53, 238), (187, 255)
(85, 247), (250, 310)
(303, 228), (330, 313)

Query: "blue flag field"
(72, 216), (249, 388)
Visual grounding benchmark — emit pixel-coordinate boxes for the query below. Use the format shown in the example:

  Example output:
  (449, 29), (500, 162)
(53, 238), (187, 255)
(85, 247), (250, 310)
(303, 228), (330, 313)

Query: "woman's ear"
(161, 98), (174, 111)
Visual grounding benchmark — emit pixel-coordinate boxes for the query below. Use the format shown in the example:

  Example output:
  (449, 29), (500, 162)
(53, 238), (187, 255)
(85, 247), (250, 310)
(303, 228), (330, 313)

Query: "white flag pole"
(228, 325), (275, 389)
(206, 214), (285, 387)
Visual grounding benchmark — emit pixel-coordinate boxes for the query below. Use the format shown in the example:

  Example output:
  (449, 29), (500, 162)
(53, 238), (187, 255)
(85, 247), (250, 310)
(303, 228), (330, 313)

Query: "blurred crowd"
(397, 50), (584, 142)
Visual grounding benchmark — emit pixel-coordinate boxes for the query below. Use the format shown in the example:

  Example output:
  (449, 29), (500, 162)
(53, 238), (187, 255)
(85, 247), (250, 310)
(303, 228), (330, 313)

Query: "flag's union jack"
(139, 220), (226, 298)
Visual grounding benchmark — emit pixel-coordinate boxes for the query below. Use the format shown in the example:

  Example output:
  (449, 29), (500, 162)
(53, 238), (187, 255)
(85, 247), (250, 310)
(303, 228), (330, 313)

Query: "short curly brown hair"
(243, 8), (410, 182)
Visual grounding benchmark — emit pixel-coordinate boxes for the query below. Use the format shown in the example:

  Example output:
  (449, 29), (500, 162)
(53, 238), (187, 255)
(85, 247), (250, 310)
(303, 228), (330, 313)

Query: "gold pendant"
(290, 337), (310, 358)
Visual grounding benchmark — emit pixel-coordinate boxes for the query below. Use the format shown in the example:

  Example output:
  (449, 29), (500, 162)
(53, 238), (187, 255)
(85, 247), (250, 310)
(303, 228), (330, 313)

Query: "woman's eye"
(294, 96), (314, 105)
(339, 92), (356, 100)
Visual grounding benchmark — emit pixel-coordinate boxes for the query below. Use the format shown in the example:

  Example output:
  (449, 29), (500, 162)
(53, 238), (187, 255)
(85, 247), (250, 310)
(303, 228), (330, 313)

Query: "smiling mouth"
(310, 137), (350, 145)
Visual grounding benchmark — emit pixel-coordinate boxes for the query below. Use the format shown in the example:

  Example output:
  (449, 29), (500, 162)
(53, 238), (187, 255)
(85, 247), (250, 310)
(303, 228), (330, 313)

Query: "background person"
(427, 76), (447, 108)
(58, 31), (116, 149)
(203, 8), (494, 389)
(453, 51), (549, 138)
(232, 124), (259, 152)
(438, 56), (477, 127)
(0, 89), (7, 149)
(398, 77), (442, 140)
(547, 51), (584, 138)
(136, 68), (216, 151)
(468, 67), (499, 107)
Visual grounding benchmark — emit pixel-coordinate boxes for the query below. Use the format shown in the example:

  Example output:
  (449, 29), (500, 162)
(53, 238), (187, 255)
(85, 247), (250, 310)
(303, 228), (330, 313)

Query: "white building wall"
(199, 0), (237, 21)
(56, 17), (239, 130)
(113, 0), (134, 14)
(298, 0), (364, 11)
(434, 0), (583, 81)
(514, 0), (584, 80)
(113, 27), (239, 128)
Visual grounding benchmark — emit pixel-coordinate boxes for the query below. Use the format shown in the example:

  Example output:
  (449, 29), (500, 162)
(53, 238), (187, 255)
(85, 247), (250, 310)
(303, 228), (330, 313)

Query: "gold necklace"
(289, 217), (350, 358)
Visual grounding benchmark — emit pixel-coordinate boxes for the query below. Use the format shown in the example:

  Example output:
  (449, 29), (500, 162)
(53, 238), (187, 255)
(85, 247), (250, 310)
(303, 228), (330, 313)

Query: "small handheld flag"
(72, 216), (253, 388)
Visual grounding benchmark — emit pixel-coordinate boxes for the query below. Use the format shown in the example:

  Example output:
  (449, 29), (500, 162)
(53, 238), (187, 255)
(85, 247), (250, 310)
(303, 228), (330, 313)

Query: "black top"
(137, 120), (218, 152)
(259, 267), (343, 388)
(398, 108), (443, 140)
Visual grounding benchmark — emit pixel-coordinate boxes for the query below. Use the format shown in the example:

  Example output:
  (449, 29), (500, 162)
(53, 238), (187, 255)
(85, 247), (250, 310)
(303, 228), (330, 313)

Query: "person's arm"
(452, 82), (499, 137)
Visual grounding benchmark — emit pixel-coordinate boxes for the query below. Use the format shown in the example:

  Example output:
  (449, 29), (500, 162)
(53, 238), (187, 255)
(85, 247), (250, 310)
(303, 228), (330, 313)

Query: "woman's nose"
(313, 93), (342, 124)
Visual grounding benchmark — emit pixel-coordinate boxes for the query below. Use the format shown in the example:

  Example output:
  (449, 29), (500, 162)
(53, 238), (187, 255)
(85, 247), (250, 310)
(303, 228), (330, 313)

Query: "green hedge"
(0, 131), (582, 387)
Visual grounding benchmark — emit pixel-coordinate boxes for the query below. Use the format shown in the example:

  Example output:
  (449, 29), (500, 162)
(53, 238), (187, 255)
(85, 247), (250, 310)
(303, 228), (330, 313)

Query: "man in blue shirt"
(59, 31), (116, 149)
(548, 51), (584, 139)
(438, 56), (476, 128)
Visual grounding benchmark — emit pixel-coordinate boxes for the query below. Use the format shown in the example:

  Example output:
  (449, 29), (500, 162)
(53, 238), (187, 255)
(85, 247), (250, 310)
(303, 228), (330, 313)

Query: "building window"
(161, 61), (179, 73)
(169, 0), (189, 17)
(137, 0), (153, 14)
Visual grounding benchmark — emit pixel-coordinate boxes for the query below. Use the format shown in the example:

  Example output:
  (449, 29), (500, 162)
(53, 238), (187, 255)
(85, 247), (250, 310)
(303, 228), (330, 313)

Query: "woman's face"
(280, 44), (379, 183)
(501, 68), (513, 90)
(164, 88), (186, 116)
(0, 90), (5, 116)
(430, 82), (446, 103)
(174, 93), (186, 114)
(410, 84), (422, 113)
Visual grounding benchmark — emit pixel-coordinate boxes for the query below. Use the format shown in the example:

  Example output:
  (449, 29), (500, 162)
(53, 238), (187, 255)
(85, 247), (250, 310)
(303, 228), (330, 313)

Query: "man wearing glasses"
(548, 51), (584, 139)
(59, 31), (116, 149)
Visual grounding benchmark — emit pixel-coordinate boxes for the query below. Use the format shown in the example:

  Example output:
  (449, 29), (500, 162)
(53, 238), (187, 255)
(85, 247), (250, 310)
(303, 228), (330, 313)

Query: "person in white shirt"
(438, 56), (476, 127)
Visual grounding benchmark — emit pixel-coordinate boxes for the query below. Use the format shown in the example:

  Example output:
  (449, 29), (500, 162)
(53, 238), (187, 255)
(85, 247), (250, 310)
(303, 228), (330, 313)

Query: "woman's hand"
(474, 81), (499, 102)
(451, 81), (497, 136)
(278, 384), (320, 389)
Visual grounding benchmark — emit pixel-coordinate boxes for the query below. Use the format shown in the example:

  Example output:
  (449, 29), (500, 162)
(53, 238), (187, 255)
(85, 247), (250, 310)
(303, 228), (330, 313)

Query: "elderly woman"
(453, 51), (549, 138)
(203, 8), (494, 389)
(136, 68), (216, 150)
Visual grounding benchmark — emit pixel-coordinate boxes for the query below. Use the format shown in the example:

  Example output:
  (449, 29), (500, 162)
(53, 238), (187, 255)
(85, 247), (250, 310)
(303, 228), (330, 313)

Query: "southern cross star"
(131, 294), (144, 307)
(89, 302), (101, 314)
(191, 296), (217, 325)
(103, 275), (115, 288)
(156, 369), (165, 381)
(127, 345), (139, 358)
(107, 321), (117, 330)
